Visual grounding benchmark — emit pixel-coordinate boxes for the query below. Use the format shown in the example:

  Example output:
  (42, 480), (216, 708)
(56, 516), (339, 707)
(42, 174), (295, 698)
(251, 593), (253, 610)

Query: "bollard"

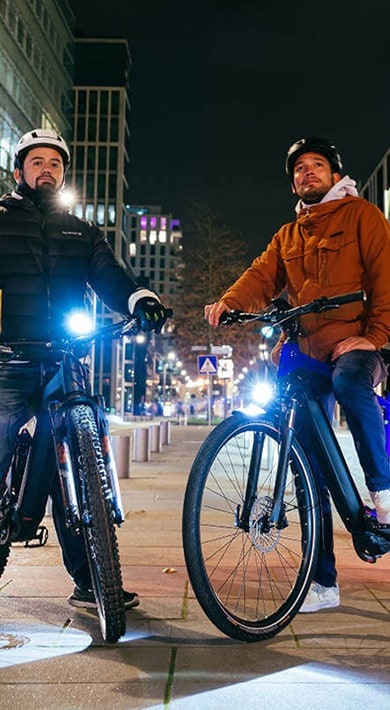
(111, 434), (131, 478)
(133, 426), (150, 461)
(149, 423), (162, 453)
(160, 419), (171, 445)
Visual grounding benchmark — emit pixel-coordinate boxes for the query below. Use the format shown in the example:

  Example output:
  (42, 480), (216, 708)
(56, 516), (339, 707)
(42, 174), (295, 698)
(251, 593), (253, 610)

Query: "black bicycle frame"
(10, 348), (124, 543)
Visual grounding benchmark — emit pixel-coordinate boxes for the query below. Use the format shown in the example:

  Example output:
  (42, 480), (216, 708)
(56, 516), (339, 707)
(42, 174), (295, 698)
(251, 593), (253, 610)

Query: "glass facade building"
(0, 0), (74, 193)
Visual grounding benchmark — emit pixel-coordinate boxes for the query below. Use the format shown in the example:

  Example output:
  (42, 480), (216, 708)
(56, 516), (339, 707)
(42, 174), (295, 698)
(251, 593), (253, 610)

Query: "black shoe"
(67, 585), (140, 610)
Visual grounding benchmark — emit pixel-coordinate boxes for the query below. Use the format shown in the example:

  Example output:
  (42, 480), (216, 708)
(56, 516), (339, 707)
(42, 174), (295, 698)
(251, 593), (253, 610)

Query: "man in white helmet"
(0, 129), (171, 609)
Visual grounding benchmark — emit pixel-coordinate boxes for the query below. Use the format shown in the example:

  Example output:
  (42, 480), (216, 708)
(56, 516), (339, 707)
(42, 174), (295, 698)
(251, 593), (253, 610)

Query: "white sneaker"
(369, 488), (390, 524)
(299, 582), (340, 613)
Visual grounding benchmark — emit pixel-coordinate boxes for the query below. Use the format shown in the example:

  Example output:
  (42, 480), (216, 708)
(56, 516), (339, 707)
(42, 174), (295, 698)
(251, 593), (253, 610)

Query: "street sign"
(198, 354), (218, 375)
(218, 358), (234, 379)
(211, 345), (233, 357)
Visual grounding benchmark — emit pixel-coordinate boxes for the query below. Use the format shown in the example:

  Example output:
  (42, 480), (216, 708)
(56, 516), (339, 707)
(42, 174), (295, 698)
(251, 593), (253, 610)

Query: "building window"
(110, 118), (119, 142)
(97, 146), (106, 170)
(100, 91), (109, 115)
(77, 117), (85, 141)
(109, 147), (118, 170)
(89, 90), (98, 114)
(96, 204), (105, 225)
(108, 204), (116, 225)
(111, 91), (120, 115)
(88, 117), (97, 141)
(99, 117), (108, 142)
(78, 90), (87, 114)
(85, 203), (94, 221)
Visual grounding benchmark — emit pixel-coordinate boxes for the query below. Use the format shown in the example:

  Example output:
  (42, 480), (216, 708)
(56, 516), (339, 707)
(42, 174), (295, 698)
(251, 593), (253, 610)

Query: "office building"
(0, 0), (74, 193)
(71, 38), (136, 414)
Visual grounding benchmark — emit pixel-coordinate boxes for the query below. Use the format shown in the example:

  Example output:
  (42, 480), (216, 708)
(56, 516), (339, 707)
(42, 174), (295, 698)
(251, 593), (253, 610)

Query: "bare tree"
(173, 204), (260, 376)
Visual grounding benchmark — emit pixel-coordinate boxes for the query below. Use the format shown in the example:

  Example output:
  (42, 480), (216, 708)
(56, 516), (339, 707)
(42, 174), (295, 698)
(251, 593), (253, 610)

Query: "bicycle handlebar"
(219, 289), (367, 327)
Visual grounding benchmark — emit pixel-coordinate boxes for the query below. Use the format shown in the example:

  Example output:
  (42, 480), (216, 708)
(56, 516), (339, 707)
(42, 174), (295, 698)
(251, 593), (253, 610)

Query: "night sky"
(70, 0), (390, 258)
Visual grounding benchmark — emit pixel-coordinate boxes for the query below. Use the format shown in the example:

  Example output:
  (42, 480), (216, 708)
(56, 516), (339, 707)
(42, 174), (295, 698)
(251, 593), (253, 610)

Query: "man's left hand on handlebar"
(133, 297), (172, 334)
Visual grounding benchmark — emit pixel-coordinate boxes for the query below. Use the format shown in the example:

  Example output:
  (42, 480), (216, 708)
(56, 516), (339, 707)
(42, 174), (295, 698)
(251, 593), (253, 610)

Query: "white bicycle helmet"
(14, 129), (71, 169)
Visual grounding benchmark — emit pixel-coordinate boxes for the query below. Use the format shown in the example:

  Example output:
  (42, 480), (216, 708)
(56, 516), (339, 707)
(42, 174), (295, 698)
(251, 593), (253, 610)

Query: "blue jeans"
(0, 361), (91, 590)
(298, 350), (390, 587)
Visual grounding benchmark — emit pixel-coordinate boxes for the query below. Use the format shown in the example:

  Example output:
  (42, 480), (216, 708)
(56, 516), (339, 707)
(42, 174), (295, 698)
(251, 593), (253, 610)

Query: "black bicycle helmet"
(285, 137), (342, 179)
(14, 129), (71, 170)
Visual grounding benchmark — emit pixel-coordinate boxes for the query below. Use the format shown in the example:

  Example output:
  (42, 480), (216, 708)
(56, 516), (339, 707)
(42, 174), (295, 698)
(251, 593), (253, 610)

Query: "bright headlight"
(252, 381), (274, 405)
(67, 312), (94, 336)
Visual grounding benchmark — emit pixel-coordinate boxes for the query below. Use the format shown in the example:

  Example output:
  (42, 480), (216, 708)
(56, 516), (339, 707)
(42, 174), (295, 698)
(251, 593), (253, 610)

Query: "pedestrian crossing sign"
(198, 354), (218, 374)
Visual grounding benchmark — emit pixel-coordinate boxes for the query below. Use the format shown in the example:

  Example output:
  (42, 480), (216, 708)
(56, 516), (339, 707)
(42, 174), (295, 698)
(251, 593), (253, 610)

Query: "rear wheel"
(183, 413), (320, 642)
(68, 404), (126, 643)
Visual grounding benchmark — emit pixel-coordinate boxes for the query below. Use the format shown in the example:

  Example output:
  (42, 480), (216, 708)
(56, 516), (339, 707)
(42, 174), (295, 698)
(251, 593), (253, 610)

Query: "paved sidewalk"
(0, 423), (389, 710)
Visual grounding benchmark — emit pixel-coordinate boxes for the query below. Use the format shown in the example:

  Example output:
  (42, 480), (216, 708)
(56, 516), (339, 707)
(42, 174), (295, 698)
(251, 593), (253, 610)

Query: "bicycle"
(182, 290), (390, 642)
(0, 315), (140, 643)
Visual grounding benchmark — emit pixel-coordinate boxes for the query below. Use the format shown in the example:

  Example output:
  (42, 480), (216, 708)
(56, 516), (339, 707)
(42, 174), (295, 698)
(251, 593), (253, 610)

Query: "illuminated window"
(129, 243), (136, 257)
(96, 204), (105, 225)
(140, 230), (147, 242)
(85, 204), (94, 221)
(158, 230), (167, 243)
(74, 203), (83, 220)
(160, 217), (167, 229)
(108, 204), (116, 225)
(149, 230), (157, 244)
(140, 216), (147, 229)
(150, 216), (157, 229)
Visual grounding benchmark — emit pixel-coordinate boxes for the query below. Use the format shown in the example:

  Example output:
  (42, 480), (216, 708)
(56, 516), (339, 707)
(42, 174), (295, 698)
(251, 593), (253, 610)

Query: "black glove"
(133, 297), (172, 334)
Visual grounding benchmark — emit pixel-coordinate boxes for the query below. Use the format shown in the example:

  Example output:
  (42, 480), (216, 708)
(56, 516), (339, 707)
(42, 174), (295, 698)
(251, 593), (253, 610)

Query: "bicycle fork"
(237, 403), (297, 533)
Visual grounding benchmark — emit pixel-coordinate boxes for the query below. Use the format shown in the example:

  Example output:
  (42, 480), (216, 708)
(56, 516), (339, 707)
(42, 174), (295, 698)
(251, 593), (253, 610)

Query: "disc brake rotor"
(249, 496), (282, 552)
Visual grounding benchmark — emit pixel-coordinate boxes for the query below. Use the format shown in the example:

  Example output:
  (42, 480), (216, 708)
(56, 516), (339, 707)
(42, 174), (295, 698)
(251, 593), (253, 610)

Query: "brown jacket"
(221, 196), (390, 361)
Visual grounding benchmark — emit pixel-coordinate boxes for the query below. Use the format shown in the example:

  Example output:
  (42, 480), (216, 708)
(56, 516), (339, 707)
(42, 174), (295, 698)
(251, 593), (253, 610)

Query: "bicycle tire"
(0, 537), (11, 577)
(182, 413), (320, 642)
(67, 404), (126, 643)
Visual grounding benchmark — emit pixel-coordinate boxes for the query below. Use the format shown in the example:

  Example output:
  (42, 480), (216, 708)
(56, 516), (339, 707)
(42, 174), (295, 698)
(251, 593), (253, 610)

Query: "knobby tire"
(68, 404), (126, 643)
(182, 414), (320, 642)
(0, 537), (11, 578)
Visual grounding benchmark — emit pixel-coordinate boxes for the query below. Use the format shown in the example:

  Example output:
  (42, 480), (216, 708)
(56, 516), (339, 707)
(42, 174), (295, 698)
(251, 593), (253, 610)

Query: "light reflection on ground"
(0, 623), (91, 668)
(146, 662), (390, 710)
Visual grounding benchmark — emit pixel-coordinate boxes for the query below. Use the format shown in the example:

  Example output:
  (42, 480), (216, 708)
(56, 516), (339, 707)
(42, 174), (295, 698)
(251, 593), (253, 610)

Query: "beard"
(300, 188), (328, 204)
(35, 179), (57, 195)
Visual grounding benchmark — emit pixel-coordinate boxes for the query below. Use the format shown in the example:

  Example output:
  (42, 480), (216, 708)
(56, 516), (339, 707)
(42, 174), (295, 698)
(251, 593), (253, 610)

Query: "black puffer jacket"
(0, 189), (139, 342)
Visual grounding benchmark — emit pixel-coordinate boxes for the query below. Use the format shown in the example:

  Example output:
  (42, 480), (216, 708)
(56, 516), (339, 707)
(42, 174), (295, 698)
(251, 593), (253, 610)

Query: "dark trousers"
(0, 361), (92, 590)
(299, 350), (390, 587)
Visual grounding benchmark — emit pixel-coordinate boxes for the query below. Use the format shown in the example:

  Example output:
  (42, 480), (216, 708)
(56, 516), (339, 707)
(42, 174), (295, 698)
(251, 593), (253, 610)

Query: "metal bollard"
(133, 427), (150, 461)
(149, 423), (162, 453)
(111, 435), (131, 478)
(160, 419), (171, 445)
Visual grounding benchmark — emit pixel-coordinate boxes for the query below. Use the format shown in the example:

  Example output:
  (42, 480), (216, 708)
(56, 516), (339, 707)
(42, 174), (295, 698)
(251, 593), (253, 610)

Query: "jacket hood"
(295, 175), (358, 214)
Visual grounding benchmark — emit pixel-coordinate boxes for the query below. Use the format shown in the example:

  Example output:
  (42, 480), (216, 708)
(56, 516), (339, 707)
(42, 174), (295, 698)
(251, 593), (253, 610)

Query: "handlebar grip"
(325, 289), (367, 307)
(219, 310), (241, 325)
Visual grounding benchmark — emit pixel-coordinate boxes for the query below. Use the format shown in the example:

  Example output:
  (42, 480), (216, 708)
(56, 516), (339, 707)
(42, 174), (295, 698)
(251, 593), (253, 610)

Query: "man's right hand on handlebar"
(204, 301), (230, 328)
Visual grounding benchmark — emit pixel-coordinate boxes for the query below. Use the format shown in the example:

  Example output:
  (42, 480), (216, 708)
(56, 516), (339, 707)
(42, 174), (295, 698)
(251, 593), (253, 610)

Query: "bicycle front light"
(66, 311), (95, 336)
(252, 381), (274, 405)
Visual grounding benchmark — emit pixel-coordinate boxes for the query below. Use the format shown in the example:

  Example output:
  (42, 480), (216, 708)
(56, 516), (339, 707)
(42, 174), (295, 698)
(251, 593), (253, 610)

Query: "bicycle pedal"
(24, 526), (49, 548)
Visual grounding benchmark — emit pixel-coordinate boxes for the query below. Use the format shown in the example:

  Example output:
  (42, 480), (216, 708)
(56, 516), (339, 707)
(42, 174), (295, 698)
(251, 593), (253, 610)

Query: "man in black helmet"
(205, 136), (390, 613)
(0, 129), (172, 610)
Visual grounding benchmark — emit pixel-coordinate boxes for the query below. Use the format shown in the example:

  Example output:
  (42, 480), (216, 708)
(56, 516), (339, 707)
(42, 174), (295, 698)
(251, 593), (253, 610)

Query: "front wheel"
(182, 413), (320, 642)
(68, 404), (126, 643)
(0, 532), (11, 578)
